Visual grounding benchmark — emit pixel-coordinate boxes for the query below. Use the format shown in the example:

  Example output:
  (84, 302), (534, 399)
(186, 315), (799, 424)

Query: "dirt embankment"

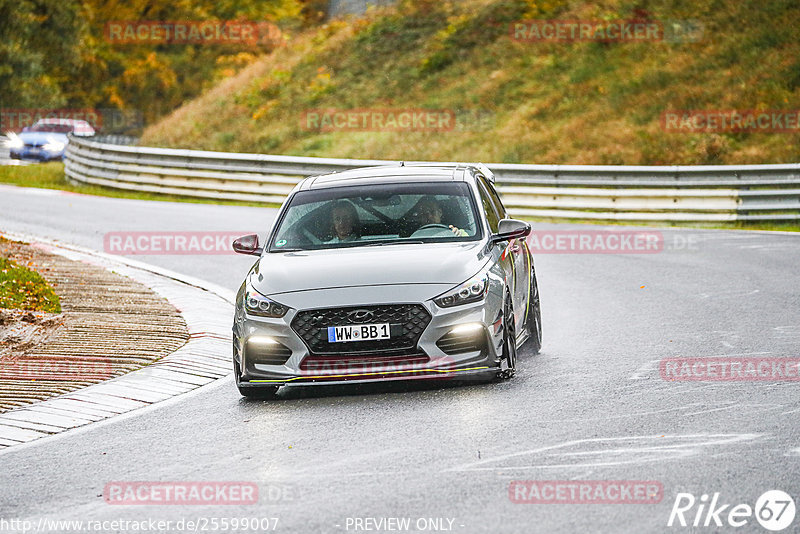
(0, 239), (189, 412)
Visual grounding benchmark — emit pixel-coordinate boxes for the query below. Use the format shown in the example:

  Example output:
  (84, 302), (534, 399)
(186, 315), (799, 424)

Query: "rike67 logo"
(668, 490), (796, 531)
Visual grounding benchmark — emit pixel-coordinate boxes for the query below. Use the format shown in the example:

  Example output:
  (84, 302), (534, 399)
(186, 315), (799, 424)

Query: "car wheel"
(234, 357), (280, 400)
(497, 296), (517, 380)
(525, 269), (542, 354)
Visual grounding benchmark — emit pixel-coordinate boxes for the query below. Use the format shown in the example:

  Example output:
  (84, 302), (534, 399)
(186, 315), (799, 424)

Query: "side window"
(479, 176), (507, 219)
(477, 181), (500, 233)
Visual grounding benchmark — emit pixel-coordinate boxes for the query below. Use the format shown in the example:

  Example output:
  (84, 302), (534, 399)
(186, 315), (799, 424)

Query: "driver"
(413, 196), (467, 236)
(327, 200), (361, 243)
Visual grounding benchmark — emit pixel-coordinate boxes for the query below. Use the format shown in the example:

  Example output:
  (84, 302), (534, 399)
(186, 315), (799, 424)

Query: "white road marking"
(447, 433), (761, 472)
(696, 289), (760, 299)
(628, 359), (662, 379)
(681, 404), (741, 417)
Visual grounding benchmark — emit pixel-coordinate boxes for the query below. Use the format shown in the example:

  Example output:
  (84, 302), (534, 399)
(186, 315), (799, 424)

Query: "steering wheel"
(301, 228), (322, 245)
(410, 223), (454, 238)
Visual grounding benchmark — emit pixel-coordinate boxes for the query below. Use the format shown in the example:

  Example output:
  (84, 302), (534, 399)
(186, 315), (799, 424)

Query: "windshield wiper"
(365, 240), (425, 247)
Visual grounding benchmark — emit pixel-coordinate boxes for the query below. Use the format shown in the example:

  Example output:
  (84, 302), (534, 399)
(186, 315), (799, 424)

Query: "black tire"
(525, 269), (542, 354)
(497, 296), (517, 380)
(234, 358), (280, 399)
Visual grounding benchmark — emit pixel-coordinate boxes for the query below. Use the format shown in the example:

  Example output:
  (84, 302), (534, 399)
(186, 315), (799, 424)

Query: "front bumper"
(10, 146), (64, 161)
(238, 366), (496, 388)
(233, 292), (505, 388)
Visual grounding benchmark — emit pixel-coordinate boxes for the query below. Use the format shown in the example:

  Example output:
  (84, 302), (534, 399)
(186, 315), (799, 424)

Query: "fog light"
(436, 323), (488, 355)
(449, 323), (483, 335)
(248, 336), (280, 345)
(246, 336), (292, 365)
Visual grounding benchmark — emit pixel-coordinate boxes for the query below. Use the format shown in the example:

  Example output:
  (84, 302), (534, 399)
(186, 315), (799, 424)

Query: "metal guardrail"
(64, 136), (800, 222)
(92, 134), (139, 146)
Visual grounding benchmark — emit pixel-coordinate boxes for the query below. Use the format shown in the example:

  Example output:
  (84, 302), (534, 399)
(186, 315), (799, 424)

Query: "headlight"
(244, 288), (289, 318)
(433, 272), (489, 308)
(6, 133), (23, 149)
(43, 140), (65, 152)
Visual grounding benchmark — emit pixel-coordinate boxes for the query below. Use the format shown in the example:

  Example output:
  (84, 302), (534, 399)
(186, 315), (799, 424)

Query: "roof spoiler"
(389, 161), (495, 182)
(477, 163), (495, 183)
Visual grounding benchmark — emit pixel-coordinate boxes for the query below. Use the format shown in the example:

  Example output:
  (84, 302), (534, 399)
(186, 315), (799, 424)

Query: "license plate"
(327, 323), (391, 343)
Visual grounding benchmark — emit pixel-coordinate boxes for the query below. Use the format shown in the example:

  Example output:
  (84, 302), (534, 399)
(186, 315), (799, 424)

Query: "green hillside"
(141, 0), (800, 165)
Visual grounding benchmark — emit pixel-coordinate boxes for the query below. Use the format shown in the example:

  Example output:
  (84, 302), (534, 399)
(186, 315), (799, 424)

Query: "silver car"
(231, 164), (542, 398)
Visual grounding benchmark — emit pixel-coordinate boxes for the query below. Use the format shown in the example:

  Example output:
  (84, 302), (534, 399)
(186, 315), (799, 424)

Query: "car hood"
(18, 132), (68, 144)
(249, 241), (488, 296)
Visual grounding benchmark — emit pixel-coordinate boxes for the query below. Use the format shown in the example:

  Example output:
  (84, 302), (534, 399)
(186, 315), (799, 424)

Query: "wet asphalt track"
(1, 184), (799, 533)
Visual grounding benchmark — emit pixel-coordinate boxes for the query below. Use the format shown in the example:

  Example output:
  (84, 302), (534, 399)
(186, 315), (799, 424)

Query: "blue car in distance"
(7, 118), (95, 162)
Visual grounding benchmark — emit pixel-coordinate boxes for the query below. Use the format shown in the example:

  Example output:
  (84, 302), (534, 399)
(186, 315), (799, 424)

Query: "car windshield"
(269, 181), (482, 251)
(28, 123), (73, 133)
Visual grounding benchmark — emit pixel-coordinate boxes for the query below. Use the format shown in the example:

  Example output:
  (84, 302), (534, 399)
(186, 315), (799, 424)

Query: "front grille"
(291, 304), (431, 355)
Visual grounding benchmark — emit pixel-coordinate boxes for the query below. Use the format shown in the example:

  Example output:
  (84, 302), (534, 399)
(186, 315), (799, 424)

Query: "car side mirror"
(491, 219), (531, 244)
(232, 234), (263, 256)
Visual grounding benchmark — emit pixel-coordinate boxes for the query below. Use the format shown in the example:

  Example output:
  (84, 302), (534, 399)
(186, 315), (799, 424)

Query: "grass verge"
(0, 240), (61, 313)
(0, 163), (280, 208)
(141, 0), (800, 166)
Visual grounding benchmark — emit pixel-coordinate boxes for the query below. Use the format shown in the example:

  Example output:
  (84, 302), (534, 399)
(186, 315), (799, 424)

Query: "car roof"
(33, 118), (95, 135)
(300, 163), (487, 191)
